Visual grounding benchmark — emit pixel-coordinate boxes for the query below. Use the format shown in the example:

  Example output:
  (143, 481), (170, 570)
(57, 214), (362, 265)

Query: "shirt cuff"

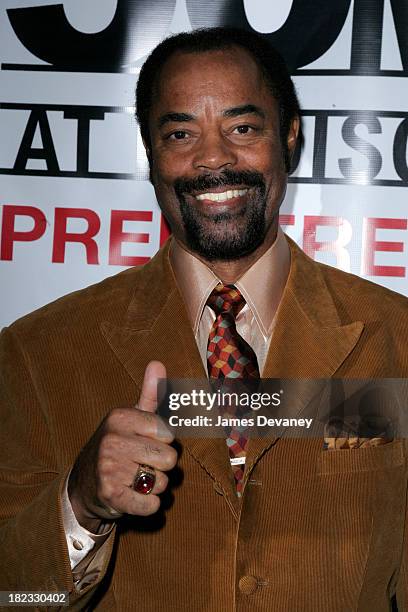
(61, 473), (115, 570)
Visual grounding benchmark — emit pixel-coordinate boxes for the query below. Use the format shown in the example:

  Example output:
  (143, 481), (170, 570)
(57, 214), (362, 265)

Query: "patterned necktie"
(206, 284), (260, 495)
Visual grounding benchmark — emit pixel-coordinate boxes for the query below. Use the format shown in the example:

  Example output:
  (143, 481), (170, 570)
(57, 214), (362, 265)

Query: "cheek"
(239, 142), (283, 172)
(152, 147), (190, 182)
(151, 160), (183, 215)
(151, 162), (176, 193)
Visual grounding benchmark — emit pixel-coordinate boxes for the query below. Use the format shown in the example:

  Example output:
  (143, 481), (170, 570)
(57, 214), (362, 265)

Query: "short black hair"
(136, 27), (301, 172)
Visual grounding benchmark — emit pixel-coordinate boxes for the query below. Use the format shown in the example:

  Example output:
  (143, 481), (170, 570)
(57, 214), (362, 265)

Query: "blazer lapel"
(101, 241), (206, 386)
(262, 237), (364, 379)
(244, 238), (364, 483)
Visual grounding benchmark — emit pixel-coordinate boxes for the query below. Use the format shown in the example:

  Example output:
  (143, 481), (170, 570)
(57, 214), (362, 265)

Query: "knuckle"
(101, 431), (115, 448)
(132, 410), (156, 436)
(98, 456), (115, 476)
(110, 484), (123, 500)
(163, 447), (178, 470)
(157, 418), (174, 441)
(134, 495), (160, 516)
(144, 441), (161, 456)
(107, 407), (124, 422)
(99, 479), (114, 500)
(132, 436), (145, 457)
(99, 433), (119, 456)
(156, 472), (168, 492)
(108, 407), (131, 427)
(115, 437), (127, 452)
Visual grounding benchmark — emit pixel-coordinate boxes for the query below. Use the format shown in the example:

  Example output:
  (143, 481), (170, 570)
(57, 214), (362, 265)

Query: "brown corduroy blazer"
(1, 236), (408, 611)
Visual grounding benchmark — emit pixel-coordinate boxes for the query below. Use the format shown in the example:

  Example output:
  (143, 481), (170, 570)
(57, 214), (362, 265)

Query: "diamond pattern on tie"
(207, 285), (259, 380)
(206, 284), (260, 495)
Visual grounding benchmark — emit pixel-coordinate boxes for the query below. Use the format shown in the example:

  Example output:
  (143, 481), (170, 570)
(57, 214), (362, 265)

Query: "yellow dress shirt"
(169, 226), (290, 374)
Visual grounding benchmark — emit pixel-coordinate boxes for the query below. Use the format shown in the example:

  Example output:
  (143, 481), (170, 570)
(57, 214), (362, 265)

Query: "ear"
(141, 136), (154, 183)
(287, 115), (300, 154)
(142, 137), (152, 162)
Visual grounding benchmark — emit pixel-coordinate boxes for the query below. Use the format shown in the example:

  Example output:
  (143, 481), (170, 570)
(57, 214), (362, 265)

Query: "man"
(1, 27), (408, 611)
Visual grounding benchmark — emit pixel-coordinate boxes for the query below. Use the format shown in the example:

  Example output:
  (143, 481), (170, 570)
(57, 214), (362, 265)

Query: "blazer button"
(72, 539), (84, 551)
(238, 575), (258, 595)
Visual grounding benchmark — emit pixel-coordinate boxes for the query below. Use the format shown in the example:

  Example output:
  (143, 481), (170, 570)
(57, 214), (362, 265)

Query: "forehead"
(151, 46), (276, 116)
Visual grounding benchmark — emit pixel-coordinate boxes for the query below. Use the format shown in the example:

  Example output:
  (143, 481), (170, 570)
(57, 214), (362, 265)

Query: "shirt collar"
(169, 227), (290, 337)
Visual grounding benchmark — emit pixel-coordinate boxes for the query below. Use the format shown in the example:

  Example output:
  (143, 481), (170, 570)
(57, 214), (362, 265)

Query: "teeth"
(196, 189), (248, 202)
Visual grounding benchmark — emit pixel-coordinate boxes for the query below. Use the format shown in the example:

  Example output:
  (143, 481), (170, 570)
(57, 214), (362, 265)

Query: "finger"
(98, 470), (168, 517)
(99, 462), (169, 497)
(102, 486), (162, 517)
(100, 432), (177, 471)
(149, 469), (169, 495)
(131, 435), (177, 471)
(137, 361), (167, 413)
(121, 489), (162, 516)
(128, 466), (169, 496)
(106, 409), (174, 443)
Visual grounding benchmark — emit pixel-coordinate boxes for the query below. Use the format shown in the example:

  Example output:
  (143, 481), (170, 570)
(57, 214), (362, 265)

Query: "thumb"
(137, 360), (167, 413)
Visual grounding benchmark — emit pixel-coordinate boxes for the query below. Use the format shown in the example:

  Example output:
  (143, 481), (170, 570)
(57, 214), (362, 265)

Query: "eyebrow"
(157, 104), (265, 129)
(158, 112), (195, 128)
(222, 104), (265, 119)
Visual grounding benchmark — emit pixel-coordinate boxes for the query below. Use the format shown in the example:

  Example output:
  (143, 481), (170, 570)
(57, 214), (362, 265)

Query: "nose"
(192, 130), (238, 171)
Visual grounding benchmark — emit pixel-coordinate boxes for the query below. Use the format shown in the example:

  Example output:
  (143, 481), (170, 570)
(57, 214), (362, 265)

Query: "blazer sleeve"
(395, 440), (408, 611)
(0, 326), (114, 608)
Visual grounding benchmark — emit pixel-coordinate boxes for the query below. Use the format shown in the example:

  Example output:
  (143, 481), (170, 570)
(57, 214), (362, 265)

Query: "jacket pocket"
(316, 439), (404, 475)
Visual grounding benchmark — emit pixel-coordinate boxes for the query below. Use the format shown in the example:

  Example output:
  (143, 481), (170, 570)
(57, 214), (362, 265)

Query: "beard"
(173, 169), (267, 261)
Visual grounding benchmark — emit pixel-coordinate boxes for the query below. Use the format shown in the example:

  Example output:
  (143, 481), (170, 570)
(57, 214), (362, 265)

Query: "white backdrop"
(1, 0), (407, 329)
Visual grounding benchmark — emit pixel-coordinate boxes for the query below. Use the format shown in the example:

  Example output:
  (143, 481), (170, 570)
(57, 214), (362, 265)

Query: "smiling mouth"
(194, 188), (249, 202)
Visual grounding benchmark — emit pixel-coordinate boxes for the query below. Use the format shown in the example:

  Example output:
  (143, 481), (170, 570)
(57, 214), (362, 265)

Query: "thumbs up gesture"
(68, 361), (176, 532)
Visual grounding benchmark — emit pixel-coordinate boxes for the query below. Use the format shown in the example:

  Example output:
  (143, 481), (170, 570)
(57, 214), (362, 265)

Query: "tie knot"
(207, 284), (245, 317)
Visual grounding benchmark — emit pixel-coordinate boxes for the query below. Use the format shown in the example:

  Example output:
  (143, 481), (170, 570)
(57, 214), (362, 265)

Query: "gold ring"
(132, 464), (156, 495)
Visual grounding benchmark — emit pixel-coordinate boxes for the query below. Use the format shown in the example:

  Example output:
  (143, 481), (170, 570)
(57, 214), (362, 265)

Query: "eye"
(233, 125), (255, 135)
(168, 130), (188, 140)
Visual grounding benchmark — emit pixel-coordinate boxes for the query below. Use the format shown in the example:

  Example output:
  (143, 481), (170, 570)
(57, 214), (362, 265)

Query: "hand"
(68, 361), (176, 532)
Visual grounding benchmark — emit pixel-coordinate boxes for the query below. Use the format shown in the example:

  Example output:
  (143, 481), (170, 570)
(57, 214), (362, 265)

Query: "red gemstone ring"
(133, 464), (156, 495)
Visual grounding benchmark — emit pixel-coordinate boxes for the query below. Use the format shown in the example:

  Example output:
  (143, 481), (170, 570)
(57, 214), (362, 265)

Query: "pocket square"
(323, 417), (394, 450)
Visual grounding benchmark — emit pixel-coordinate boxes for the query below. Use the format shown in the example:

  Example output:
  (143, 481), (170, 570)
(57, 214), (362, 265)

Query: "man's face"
(147, 46), (298, 261)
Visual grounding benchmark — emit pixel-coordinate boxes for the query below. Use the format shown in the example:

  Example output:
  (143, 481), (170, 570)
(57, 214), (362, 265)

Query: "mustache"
(174, 169), (265, 197)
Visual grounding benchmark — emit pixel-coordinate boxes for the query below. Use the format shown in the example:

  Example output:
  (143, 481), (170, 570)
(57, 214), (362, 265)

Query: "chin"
(185, 226), (266, 261)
